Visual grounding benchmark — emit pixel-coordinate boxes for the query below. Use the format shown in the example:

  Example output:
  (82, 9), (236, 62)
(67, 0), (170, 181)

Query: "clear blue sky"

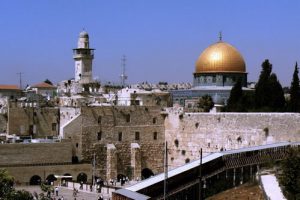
(1, 0), (300, 87)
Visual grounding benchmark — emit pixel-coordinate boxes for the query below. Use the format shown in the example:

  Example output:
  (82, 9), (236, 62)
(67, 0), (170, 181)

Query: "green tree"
(227, 79), (244, 111)
(5, 189), (33, 200)
(197, 95), (214, 112)
(255, 59), (286, 111)
(0, 169), (34, 200)
(44, 79), (53, 85)
(289, 62), (300, 112)
(268, 74), (285, 111)
(0, 169), (14, 198)
(255, 59), (273, 109)
(280, 148), (300, 198)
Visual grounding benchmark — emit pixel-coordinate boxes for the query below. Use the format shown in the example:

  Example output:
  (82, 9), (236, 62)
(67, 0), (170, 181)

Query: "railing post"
(250, 165), (253, 182)
(240, 167), (243, 185)
(233, 168), (236, 187)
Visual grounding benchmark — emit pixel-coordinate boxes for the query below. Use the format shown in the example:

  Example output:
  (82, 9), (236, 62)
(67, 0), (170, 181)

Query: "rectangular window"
(98, 116), (102, 124)
(118, 132), (122, 141)
(126, 114), (131, 123)
(153, 132), (158, 140)
(29, 125), (34, 135)
(135, 132), (140, 140)
(52, 123), (57, 131)
(152, 117), (157, 124)
(97, 131), (102, 140)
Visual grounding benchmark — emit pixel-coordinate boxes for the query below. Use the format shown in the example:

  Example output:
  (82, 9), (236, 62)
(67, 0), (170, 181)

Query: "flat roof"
(0, 85), (20, 90)
(114, 189), (151, 200)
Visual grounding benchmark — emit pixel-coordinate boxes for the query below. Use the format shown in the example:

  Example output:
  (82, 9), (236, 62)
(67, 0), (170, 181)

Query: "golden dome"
(195, 41), (246, 73)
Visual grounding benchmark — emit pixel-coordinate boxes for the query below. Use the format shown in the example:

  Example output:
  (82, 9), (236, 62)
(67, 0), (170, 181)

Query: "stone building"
(30, 82), (57, 99)
(62, 106), (165, 181)
(0, 85), (22, 100)
(116, 88), (172, 107)
(73, 31), (94, 84)
(7, 107), (59, 137)
(57, 30), (100, 96)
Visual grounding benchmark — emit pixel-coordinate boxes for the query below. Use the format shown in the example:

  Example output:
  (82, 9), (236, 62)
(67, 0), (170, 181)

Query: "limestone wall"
(62, 115), (83, 160)
(5, 163), (91, 184)
(60, 107), (80, 127)
(8, 107), (59, 137)
(0, 114), (7, 132)
(0, 141), (72, 165)
(65, 106), (166, 180)
(165, 108), (300, 168)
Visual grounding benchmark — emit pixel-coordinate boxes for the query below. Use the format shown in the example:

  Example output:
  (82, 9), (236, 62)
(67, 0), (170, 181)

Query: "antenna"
(16, 72), (23, 89)
(120, 55), (128, 87)
(219, 31), (222, 41)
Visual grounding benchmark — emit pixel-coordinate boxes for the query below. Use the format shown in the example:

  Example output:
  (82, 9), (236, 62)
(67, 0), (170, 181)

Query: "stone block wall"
(0, 140), (72, 166)
(0, 114), (7, 132)
(60, 107), (81, 127)
(5, 163), (92, 184)
(106, 144), (117, 181)
(165, 108), (300, 169)
(62, 115), (83, 160)
(64, 106), (165, 181)
(8, 107), (59, 137)
(131, 143), (141, 180)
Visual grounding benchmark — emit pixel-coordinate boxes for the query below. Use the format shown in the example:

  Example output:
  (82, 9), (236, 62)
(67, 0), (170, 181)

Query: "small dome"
(79, 31), (89, 38)
(195, 41), (246, 73)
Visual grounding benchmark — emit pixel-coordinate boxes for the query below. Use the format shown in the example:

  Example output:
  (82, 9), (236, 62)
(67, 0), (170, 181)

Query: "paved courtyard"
(16, 185), (111, 200)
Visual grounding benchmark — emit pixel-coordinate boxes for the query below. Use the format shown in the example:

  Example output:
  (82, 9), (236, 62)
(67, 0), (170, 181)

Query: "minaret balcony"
(73, 49), (94, 58)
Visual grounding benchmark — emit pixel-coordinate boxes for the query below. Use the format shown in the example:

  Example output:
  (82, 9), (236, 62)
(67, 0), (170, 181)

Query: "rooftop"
(0, 85), (20, 90)
(31, 82), (57, 89)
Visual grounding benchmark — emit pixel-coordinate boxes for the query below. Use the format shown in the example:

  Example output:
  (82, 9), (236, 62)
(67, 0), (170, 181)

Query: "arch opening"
(77, 172), (87, 183)
(30, 175), (42, 185)
(46, 174), (57, 185)
(141, 168), (154, 180)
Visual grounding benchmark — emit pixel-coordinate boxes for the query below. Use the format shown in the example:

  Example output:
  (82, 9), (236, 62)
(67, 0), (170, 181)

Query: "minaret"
(73, 30), (95, 83)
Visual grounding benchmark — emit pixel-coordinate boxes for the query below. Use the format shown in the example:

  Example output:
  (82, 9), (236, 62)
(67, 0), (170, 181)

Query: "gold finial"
(219, 31), (222, 41)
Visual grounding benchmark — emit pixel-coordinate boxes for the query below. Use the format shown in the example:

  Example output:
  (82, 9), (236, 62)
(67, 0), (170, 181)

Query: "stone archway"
(77, 172), (87, 183)
(62, 173), (72, 182)
(30, 175), (42, 185)
(46, 174), (57, 185)
(141, 168), (154, 180)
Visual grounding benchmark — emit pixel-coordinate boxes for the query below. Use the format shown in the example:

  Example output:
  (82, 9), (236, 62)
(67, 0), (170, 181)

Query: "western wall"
(165, 107), (300, 168)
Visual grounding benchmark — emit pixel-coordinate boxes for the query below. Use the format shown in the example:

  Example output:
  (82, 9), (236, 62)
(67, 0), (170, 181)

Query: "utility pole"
(199, 148), (202, 200)
(164, 141), (168, 200)
(16, 72), (23, 89)
(92, 152), (96, 186)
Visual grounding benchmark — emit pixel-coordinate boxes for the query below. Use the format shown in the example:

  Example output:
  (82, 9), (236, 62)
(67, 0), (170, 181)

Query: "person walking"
(55, 186), (59, 196)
